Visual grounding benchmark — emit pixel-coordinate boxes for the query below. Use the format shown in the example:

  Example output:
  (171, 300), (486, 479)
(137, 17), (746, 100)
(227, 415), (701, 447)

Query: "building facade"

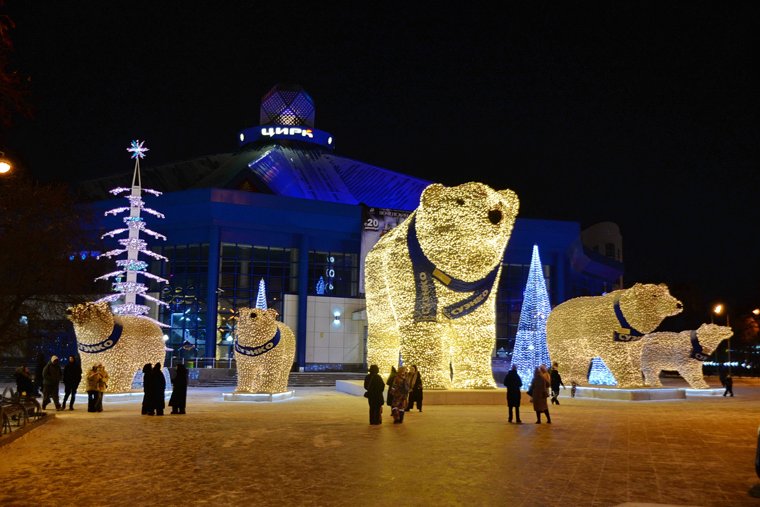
(74, 84), (623, 371)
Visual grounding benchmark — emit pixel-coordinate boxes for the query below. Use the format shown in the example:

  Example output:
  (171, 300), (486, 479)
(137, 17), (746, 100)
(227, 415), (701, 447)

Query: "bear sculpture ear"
(96, 301), (110, 312)
(497, 189), (520, 213)
(420, 183), (445, 208)
(266, 308), (279, 319)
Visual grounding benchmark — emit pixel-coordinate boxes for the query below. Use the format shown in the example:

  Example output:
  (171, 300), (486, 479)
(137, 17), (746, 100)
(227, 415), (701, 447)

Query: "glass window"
(154, 243), (209, 364)
(308, 250), (359, 297)
(216, 244), (296, 357)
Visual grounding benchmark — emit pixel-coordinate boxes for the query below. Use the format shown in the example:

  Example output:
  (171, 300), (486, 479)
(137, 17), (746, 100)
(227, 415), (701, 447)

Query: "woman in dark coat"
(529, 365), (551, 424)
(503, 364), (523, 423)
(389, 366), (411, 424)
(14, 365), (38, 397)
(363, 364), (385, 425)
(62, 355), (82, 410)
(152, 362), (166, 416)
(141, 363), (155, 415)
(406, 365), (423, 412)
(385, 365), (397, 407)
(169, 363), (189, 414)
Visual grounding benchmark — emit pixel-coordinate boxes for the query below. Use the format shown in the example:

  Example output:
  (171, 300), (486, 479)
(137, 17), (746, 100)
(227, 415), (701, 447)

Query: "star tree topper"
(127, 139), (149, 159)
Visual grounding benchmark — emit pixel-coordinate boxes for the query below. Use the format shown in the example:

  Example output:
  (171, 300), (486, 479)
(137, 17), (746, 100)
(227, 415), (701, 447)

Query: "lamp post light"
(0, 151), (12, 175)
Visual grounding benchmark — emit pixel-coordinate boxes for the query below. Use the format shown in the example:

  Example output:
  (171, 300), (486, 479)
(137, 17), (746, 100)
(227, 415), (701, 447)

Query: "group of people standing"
(141, 362), (189, 416)
(15, 353), (190, 416)
(363, 364), (423, 425)
(39, 355), (89, 412)
(85, 362), (109, 412)
(504, 362), (564, 424)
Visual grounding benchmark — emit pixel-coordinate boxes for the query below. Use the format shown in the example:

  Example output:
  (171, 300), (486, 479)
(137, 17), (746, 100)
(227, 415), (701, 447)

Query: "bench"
(1, 386), (44, 434)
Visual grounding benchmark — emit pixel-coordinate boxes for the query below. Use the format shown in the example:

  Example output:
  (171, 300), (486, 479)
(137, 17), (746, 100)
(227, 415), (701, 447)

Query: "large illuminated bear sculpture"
(66, 301), (165, 393)
(641, 323), (732, 389)
(546, 283), (683, 388)
(234, 308), (295, 394)
(365, 182), (520, 389)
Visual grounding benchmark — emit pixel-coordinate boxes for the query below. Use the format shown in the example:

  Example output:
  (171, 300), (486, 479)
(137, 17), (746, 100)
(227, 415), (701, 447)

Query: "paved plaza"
(1, 377), (759, 506)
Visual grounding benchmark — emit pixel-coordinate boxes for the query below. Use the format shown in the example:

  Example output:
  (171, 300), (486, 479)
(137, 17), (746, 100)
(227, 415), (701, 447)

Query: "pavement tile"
(0, 377), (759, 506)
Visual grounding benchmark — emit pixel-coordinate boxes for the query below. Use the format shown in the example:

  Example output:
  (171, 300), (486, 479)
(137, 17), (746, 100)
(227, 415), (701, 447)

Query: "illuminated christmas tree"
(511, 245), (552, 387)
(588, 356), (617, 385)
(94, 140), (169, 325)
(255, 278), (267, 310)
(316, 276), (326, 295)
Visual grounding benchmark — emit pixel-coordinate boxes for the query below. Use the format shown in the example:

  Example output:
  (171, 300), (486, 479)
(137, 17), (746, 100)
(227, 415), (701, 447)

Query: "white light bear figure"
(66, 301), (165, 393)
(641, 323), (732, 389)
(365, 182), (519, 389)
(546, 283), (683, 388)
(234, 307), (295, 394)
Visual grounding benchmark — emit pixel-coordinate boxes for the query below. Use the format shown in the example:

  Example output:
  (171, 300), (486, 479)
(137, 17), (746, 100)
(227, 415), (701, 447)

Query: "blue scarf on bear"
(407, 216), (501, 322)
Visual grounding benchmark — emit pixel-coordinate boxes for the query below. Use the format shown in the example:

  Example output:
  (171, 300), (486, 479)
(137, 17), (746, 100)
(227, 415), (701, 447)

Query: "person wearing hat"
(42, 355), (63, 411)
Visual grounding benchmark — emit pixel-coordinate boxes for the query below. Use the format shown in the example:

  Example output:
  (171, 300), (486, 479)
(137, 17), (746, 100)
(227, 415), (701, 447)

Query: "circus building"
(68, 83), (623, 371)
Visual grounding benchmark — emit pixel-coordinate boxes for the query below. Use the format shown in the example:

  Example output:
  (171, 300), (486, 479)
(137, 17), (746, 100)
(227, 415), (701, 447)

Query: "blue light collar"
(690, 330), (710, 361)
(78, 322), (123, 354)
(234, 329), (281, 357)
(407, 216), (500, 322)
(612, 296), (645, 342)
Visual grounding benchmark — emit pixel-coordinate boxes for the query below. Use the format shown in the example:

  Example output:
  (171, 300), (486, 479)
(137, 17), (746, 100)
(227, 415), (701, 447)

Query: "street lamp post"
(713, 303), (731, 376)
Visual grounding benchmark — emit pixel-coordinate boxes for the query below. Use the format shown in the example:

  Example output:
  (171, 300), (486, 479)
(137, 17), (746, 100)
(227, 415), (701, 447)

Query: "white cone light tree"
(95, 140), (169, 325)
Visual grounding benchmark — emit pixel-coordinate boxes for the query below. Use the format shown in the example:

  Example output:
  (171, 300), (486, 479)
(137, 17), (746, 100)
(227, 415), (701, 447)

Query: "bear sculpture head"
(695, 323), (733, 355)
(622, 283), (683, 333)
(415, 182), (519, 276)
(65, 301), (115, 342)
(236, 308), (280, 346)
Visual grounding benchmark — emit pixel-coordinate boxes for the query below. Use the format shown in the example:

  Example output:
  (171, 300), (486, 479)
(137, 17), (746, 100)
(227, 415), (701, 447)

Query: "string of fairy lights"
(94, 140), (169, 325)
(366, 182), (520, 389)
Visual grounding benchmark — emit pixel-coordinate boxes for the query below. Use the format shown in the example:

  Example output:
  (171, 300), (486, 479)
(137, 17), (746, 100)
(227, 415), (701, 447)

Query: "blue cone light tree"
(255, 278), (268, 310)
(511, 244), (552, 387)
(588, 356), (617, 385)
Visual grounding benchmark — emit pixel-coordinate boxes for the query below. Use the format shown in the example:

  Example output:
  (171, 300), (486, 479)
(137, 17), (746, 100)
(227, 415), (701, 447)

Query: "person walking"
(141, 363), (155, 415)
(152, 362), (166, 416)
(169, 363), (189, 414)
(723, 375), (734, 397)
(503, 364), (523, 423)
(34, 352), (46, 396)
(86, 365), (101, 412)
(94, 363), (109, 412)
(385, 365), (397, 408)
(363, 364), (385, 425)
(389, 365), (411, 424)
(529, 365), (551, 424)
(42, 355), (63, 411)
(550, 361), (565, 405)
(62, 355), (83, 410)
(406, 364), (424, 413)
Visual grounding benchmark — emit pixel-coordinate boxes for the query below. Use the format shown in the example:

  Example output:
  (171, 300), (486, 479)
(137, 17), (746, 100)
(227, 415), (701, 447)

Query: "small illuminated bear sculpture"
(641, 323), (732, 389)
(234, 308), (295, 394)
(365, 182), (520, 389)
(66, 301), (165, 393)
(546, 283), (683, 388)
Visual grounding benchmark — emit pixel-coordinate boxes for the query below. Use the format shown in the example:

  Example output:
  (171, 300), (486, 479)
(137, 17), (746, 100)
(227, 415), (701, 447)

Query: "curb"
(0, 412), (56, 448)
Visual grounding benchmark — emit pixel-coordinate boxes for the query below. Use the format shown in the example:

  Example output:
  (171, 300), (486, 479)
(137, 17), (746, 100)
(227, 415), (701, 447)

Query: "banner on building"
(359, 205), (412, 294)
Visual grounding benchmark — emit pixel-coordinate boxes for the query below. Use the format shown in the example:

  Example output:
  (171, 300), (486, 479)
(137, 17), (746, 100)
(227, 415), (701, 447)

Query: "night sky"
(2, 2), (758, 320)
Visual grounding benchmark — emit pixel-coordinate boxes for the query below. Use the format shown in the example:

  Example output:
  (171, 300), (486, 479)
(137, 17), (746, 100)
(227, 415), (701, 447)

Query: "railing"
(166, 356), (238, 369)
